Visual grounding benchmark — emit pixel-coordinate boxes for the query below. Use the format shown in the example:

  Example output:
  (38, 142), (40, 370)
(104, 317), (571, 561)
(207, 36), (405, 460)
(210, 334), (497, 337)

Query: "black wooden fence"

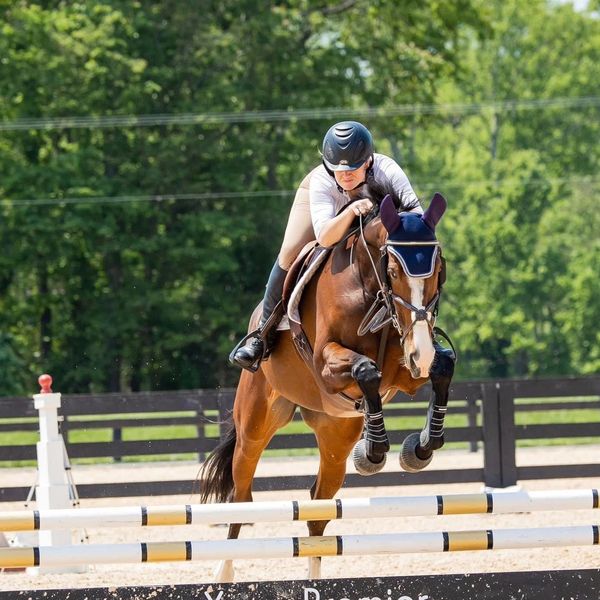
(0, 376), (598, 502)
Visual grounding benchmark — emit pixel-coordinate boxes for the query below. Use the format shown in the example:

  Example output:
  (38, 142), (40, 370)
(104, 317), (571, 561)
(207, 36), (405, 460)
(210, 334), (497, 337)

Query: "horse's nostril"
(409, 354), (419, 376)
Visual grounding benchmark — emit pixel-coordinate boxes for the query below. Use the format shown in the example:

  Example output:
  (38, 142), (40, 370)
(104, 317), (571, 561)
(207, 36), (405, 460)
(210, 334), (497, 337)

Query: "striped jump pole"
(0, 488), (597, 532)
(0, 525), (598, 569)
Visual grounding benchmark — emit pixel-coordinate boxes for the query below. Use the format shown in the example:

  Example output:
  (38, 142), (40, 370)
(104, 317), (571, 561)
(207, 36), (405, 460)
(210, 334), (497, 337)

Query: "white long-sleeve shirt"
(309, 153), (422, 239)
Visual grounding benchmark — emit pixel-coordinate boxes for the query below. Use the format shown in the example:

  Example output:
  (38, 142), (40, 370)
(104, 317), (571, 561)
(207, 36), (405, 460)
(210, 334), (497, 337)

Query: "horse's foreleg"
(351, 356), (389, 463)
(320, 343), (389, 465)
(400, 348), (455, 472)
(421, 349), (456, 454)
(321, 342), (390, 465)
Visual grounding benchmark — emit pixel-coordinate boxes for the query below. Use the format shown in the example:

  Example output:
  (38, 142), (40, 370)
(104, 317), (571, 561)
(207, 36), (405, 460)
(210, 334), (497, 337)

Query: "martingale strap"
(356, 291), (393, 336)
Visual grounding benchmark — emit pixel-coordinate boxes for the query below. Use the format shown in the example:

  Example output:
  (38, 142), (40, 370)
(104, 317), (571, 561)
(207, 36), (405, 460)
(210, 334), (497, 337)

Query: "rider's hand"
(350, 198), (374, 217)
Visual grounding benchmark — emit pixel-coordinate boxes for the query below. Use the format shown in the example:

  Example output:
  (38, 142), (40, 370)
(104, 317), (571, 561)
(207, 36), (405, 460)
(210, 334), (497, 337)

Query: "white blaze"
(408, 277), (435, 377)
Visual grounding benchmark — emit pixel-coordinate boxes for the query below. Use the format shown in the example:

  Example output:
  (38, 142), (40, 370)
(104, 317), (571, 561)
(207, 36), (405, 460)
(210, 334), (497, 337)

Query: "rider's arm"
(315, 205), (361, 247)
(310, 171), (373, 247)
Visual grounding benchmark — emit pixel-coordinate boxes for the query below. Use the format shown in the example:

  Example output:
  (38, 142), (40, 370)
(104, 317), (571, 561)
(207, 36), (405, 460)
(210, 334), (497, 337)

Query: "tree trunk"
(38, 263), (52, 360)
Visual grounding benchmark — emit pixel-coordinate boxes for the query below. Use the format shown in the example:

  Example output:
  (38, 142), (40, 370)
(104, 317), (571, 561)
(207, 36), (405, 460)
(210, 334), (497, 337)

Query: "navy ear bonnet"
(386, 213), (439, 278)
(379, 193), (446, 278)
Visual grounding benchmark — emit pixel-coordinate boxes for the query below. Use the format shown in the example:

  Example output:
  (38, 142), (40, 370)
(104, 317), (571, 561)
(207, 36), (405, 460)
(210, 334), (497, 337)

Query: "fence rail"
(0, 376), (598, 502)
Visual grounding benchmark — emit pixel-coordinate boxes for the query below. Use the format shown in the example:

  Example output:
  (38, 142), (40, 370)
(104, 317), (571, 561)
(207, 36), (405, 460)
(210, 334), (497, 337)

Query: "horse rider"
(231, 120), (455, 371)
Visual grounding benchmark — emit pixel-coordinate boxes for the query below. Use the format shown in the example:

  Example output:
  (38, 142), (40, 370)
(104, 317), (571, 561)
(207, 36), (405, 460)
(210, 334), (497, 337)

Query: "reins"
(356, 214), (399, 335)
(356, 213), (440, 345)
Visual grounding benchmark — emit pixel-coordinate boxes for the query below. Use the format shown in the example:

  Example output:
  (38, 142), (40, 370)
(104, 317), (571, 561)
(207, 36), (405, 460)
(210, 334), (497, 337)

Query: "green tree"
(15, 1), (597, 393)
(415, 0), (600, 378)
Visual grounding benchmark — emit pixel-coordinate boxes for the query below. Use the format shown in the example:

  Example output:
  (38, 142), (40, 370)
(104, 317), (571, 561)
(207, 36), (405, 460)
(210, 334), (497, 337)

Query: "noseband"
(356, 216), (440, 345)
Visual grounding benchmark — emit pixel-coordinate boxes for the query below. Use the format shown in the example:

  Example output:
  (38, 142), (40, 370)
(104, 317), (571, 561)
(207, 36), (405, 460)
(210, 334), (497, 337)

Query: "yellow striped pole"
(0, 525), (597, 569)
(0, 489), (597, 532)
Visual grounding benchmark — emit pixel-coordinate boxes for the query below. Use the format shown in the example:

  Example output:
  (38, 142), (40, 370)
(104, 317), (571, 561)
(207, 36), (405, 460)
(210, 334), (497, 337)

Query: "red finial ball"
(38, 374), (53, 394)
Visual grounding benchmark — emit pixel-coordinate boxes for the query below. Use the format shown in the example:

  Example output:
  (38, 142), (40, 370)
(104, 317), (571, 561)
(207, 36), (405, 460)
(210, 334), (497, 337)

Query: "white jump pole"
(0, 525), (597, 569)
(0, 489), (597, 532)
(28, 374), (84, 574)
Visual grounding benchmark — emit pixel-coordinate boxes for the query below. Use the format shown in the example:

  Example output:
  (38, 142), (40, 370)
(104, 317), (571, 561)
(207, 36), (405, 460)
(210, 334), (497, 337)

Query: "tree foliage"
(0, 1), (598, 394)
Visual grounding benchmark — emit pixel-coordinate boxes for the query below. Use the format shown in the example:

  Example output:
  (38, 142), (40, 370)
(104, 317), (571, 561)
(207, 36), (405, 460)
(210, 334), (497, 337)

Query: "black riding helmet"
(321, 121), (374, 171)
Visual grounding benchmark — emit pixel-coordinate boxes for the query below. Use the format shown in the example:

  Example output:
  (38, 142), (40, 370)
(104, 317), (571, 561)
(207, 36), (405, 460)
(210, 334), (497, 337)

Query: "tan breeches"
(277, 171), (316, 270)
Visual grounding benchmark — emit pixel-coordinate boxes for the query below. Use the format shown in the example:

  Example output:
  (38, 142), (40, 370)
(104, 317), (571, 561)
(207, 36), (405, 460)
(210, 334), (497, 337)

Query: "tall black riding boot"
(231, 261), (288, 370)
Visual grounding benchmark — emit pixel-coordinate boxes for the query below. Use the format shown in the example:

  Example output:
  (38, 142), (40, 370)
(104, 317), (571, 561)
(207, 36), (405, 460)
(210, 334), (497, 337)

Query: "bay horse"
(199, 183), (454, 581)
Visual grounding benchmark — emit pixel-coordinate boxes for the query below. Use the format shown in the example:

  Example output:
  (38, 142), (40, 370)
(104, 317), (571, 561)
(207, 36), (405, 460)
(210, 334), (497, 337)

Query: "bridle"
(356, 214), (440, 345)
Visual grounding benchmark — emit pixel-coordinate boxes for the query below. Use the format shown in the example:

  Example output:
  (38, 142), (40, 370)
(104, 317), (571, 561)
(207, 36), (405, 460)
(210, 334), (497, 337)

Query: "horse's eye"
(389, 269), (398, 279)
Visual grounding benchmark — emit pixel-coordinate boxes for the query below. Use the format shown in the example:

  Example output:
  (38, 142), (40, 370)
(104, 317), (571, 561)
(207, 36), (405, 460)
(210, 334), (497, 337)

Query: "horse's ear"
(380, 194), (401, 233)
(423, 192), (447, 230)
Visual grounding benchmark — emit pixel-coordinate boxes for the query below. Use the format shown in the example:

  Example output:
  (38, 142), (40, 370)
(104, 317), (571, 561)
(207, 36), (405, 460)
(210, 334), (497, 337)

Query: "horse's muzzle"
(406, 341), (435, 379)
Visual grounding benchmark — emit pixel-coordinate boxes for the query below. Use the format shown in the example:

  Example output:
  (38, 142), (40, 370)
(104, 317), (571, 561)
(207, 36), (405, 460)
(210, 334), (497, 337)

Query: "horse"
(198, 183), (455, 582)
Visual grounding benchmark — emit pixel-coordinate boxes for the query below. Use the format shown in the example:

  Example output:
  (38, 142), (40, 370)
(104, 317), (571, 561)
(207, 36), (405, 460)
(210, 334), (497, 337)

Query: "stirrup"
(228, 328), (263, 372)
(228, 301), (285, 373)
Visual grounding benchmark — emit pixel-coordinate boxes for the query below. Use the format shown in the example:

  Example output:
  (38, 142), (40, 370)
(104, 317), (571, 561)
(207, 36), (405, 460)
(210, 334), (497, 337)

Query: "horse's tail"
(197, 419), (237, 504)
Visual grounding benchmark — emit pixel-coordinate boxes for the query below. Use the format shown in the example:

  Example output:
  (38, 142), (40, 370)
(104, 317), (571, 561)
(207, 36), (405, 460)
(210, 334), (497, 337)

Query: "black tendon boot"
(231, 261), (288, 370)
(433, 339), (455, 360)
(430, 256), (456, 370)
(431, 338), (456, 375)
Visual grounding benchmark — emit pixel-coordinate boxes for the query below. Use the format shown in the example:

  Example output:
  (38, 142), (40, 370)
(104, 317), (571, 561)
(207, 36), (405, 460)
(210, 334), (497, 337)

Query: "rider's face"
(333, 160), (370, 191)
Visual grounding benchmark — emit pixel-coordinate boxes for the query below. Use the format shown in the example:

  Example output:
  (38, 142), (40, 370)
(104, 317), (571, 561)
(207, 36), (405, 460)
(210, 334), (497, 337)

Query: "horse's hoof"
(399, 432), (433, 473)
(307, 556), (322, 579)
(214, 559), (235, 583)
(352, 438), (387, 475)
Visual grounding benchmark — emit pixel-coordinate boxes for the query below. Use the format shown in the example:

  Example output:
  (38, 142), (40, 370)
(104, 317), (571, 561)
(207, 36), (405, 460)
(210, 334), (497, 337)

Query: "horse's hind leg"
(400, 349), (456, 472)
(215, 370), (296, 582)
(299, 408), (363, 579)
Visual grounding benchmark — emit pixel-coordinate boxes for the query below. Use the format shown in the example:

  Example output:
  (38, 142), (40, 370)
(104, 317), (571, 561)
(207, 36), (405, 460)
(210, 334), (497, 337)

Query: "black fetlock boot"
(230, 261), (288, 370)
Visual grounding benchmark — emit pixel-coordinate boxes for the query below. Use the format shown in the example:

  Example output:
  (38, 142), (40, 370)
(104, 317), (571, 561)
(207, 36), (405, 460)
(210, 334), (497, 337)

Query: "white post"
(29, 374), (85, 574)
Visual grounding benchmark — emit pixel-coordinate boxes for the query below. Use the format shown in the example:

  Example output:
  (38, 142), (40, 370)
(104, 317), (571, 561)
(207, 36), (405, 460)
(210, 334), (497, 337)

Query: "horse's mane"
(334, 171), (420, 242)
(364, 172), (420, 213)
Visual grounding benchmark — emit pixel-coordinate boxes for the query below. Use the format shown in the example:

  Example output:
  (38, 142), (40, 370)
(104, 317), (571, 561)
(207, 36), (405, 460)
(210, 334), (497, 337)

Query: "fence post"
(196, 397), (205, 463)
(481, 382), (503, 487)
(466, 393), (479, 453)
(481, 381), (518, 488)
(497, 381), (518, 486)
(112, 427), (122, 463)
